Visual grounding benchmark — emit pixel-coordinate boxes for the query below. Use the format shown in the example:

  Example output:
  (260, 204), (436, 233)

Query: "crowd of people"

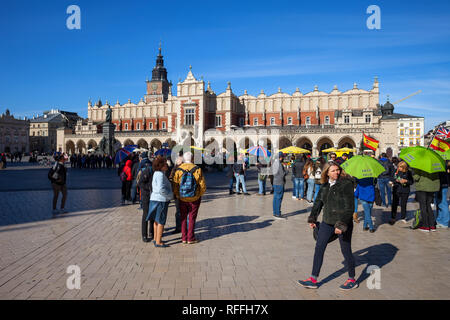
(69, 153), (114, 169)
(117, 151), (207, 248)
(45, 147), (449, 290)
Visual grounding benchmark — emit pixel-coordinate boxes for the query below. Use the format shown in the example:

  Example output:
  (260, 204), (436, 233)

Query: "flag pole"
(427, 127), (439, 150)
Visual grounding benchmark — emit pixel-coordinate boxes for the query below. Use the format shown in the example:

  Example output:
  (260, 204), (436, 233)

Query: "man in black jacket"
(291, 155), (306, 200)
(137, 153), (154, 242)
(48, 155), (68, 216)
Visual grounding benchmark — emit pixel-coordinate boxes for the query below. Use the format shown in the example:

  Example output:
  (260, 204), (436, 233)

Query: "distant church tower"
(145, 43), (170, 103)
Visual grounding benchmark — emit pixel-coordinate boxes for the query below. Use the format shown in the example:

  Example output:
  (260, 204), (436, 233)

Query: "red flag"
(363, 133), (379, 151)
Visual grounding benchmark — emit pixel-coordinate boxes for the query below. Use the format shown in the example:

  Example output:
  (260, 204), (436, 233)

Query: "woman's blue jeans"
(258, 178), (267, 194)
(360, 199), (374, 230)
(306, 178), (315, 201)
(435, 187), (449, 227)
(235, 173), (247, 193)
(293, 178), (304, 199)
(272, 185), (284, 216)
(313, 183), (321, 202)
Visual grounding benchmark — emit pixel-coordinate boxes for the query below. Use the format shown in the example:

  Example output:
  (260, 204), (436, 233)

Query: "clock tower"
(145, 43), (170, 103)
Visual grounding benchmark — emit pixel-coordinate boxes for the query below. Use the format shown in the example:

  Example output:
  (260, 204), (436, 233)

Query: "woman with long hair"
(312, 157), (325, 202)
(390, 161), (413, 225)
(298, 161), (357, 290)
(304, 159), (315, 203)
(147, 156), (173, 247)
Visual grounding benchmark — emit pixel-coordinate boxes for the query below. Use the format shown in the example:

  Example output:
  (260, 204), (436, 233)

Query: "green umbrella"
(399, 146), (445, 173)
(436, 149), (450, 161)
(340, 155), (385, 179)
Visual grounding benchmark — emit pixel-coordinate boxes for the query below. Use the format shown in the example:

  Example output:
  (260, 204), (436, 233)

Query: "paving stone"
(0, 167), (449, 300)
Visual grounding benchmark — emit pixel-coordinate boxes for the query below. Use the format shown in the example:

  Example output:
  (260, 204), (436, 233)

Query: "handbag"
(374, 185), (382, 206)
(313, 222), (339, 243)
(303, 167), (309, 180)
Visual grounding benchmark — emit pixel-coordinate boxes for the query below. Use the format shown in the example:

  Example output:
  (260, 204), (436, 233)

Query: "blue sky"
(1, 0), (449, 131)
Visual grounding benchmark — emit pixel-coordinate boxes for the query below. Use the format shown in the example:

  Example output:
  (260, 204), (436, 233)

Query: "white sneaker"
(273, 215), (286, 220)
(436, 224), (448, 229)
(400, 219), (407, 223)
(292, 196), (296, 199)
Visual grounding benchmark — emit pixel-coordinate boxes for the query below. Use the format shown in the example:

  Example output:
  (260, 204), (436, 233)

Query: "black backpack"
(138, 165), (154, 192)
(233, 162), (244, 175)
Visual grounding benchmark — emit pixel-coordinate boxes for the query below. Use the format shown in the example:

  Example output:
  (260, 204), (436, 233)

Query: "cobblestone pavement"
(0, 166), (449, 300)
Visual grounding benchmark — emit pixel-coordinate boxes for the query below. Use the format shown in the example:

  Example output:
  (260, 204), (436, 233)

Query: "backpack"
(136, 162), (150, 185)
(410, 209), (422, 229)
(178, 166), (199, 198)
(48, 163), (62, 183)
(138, 165), (154, 191)
(233, 162), (244, 175)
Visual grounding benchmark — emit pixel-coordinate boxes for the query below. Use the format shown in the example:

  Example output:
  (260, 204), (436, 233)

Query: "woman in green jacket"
(298, 161), (357, 290)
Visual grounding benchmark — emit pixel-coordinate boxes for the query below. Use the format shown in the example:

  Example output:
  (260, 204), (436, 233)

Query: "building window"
(416, 122), (420, 127)
(287, 117), (293, 125)
(416, 129), (420, 136)
(365, 114), (371, 123)
(253, 118), (258, 126)
(416, 138), (421, 145)
(136, 122), (140, 130)
(410, 123), (413, 127)
(149, 122), (153, 130)
(409, 129), (414, 136)
(306, 116), (311, 125)
(324, 116), (330, 125)
(270, 117), (275, 125)
(215, 115), (222, 127)
(400, 123), (404, 127)
(344, 115), (350, 124)
(185, 108), (195, 126)
(162, 121), (166, 129)
(125, 123), (128, 131)
(239, 118), (244, 127)
(400, 129), (404, 136)
(409, 140), (414, 146)
(32, 132), (35, 136)
(400, 138), (404, 145)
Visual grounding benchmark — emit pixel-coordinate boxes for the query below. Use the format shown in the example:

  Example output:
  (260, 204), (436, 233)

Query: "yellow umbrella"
(279, 146), (311, 154)
(322, 147), (338, 153)
(239, 148), (248, 154)
(190, 146), (205, 151)
(337, 147), (356, 153)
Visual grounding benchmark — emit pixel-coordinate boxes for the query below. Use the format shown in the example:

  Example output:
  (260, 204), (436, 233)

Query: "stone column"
(102, 122), (116, 156)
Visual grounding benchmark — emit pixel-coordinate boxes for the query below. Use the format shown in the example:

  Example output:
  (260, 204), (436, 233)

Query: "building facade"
(58, 47), (422, 158)
(397, 116), (425, 149)
(0, 109), (30, 153)
(30, 109), (81, 153)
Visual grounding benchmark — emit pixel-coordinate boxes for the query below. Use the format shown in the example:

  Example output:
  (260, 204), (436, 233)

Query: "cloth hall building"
(57, 47), (420, 158)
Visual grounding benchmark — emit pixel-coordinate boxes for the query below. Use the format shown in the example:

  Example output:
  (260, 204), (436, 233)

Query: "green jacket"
(308, 177), (355, 232)
(412, 169), (440, 193)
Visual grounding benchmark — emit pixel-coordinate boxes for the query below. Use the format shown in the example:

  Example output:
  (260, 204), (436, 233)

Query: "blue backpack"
(178, 166), (199, 198)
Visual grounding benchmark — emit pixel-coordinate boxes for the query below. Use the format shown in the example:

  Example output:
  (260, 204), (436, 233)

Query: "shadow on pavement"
(318, 243), (399, 286)
(177, 215), (273, 242)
